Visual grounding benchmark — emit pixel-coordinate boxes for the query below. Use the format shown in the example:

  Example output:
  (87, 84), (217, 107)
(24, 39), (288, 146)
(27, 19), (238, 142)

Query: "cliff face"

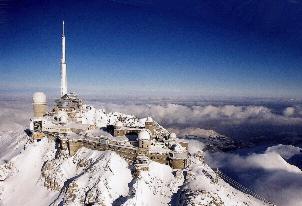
(0, 128), (268, 206)
(44, 148), (132, 205)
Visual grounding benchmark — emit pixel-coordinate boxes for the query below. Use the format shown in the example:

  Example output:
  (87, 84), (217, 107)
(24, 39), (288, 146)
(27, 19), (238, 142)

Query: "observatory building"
(29, 22), (188, 172)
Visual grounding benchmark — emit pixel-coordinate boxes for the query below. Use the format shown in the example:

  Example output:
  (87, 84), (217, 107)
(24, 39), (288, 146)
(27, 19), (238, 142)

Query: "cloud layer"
(206, 147), (302, 206)
(100, 103), (302, 126)
(88, 101), (302, 144)
(0, 100), (31, 131)
(2, 97), (301, 139)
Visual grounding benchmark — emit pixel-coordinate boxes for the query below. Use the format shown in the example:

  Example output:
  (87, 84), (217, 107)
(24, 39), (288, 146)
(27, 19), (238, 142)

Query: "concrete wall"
(145, 122), (155, 136)
(68, 141), (83, 156)
(138, 139), (150, 149)
(33, 104), (47, 118)
(170, 158), (187, 169)
(114, 129), (126, 137)
(179, 141), (188, 150)
(149, 153), (169, 165)
(61, 138), (187, 169)
(32, 132), (45, 140)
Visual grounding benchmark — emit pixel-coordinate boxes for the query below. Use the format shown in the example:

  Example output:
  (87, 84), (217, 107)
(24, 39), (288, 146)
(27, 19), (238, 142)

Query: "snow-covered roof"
(65, 122), (91, 130)
(171, 143), (185, 153)
(115, 121), (123, 128)
(169, 133), (176, 139)
(145, 117), (153, 122)
(33, 92), (46, 104)
(138, 118), (146, 126)
(138, 130), (151, 140)
(56, 111), (68, 124)
(149, 143), (170, 154)
(85, 129), (106, 137)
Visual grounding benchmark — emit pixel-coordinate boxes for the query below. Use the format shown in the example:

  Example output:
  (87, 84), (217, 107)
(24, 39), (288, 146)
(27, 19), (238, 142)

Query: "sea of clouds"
(0, 99), (31, 131)
(206, 144), (302, 206)
(2, 96), (302, 139)
(88, 100), (302, 144)
(99, 102), (302, 125)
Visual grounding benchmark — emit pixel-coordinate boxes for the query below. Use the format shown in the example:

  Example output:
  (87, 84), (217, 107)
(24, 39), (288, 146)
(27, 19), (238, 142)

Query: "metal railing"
(213, 168), (276, 206)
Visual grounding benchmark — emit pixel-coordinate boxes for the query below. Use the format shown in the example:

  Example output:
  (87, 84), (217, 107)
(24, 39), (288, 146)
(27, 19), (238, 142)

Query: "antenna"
(60, 20), (67, 97)
(62, 20), (65, 36)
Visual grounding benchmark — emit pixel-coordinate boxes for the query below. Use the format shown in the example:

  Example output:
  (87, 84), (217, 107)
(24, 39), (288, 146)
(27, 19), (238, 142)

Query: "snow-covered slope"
(0, 132), (58, 206)
(48, 149), (132, 205)
(175, 150), (268, 206)
(121, 162), (184, 206)
(0, 128), (271, 206)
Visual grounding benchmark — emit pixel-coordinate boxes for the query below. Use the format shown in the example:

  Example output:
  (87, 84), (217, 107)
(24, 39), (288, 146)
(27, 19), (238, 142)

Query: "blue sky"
(1, 0), (302, 98)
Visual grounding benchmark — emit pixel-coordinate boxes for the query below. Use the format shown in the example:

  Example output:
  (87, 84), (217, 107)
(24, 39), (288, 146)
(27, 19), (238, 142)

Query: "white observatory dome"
(138, 118), (145, 126)
(172, 143), (184, 153)
(33, 92), (47, 104)
(115, 121), (123, 128)
(146, 117), (153, 122)
(138, 130), (151, 140)
(57, 111), (68, 124)
(169, 133), (177, 139)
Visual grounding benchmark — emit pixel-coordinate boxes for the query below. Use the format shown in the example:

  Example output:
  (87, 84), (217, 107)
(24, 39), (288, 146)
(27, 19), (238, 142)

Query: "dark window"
(33, 121), (42, 132)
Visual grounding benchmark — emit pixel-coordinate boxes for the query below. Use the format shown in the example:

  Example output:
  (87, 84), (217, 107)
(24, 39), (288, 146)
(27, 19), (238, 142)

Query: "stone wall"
(59, 138), (187, 169)
(170, 158), (187, 170)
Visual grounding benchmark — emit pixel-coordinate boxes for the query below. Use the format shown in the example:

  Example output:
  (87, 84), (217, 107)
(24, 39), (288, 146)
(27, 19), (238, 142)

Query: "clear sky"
(1, 0), (302, 98)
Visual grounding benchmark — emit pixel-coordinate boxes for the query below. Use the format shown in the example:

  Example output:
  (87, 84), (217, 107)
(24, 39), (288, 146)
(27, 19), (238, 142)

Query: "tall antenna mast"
(60, 20), (67, 97)
(62, 20), (65, 36)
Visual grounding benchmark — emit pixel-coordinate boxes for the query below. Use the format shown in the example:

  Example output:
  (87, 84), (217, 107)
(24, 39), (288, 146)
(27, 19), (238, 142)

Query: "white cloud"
(246, 152), (301, 173)
(266, 144), (302, 160)
(1, 98), (302, 139)
(283, 107), (295, 117)
(206, 147), (302, 206)
(0, 101), (31, 131)
(99, 103), (302, 126)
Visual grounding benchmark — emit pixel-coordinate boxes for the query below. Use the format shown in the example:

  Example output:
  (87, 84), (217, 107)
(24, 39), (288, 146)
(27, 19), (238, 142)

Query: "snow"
(0, 127), (272, 206)
(0, 130), (28, 164)
(115, 121), (123, 128)
(0, 138), (58, 206)
(122, 161), (183, 206)
(0, 100), (272, 206)
(171, 143), (185, 153)
(145, 117), (153, 122)
(185, 139), (206, 155)
(170, 127), (223, 138)
(149, 144), (170, 154)
(138, 130), (151, 140)
(183, 154), (269, 206)
(169, 132), (176, 139)
(48, 148), (132, 205)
